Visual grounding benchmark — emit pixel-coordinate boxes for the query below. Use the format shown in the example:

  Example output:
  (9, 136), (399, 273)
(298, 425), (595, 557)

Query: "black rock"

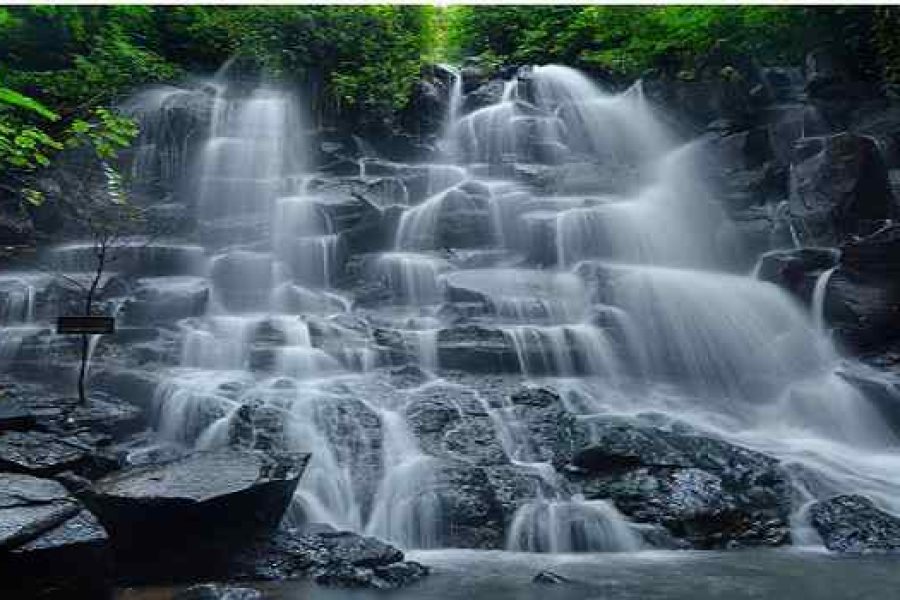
(0, 430), (91, 477)
(789, 133), (895, 245)
(81, 450), (309, 560)
(566, 417), (791, 549)
(810, 495), (900, 553)
(174, 584), (263, 600)
(232, 529), (428, 589)
(533, 570), (570, 584)
(0, 473), (111, 598)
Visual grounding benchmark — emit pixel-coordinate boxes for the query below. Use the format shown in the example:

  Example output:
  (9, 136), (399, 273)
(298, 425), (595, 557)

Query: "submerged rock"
(810, 495), (900, 553)
(533, 570), (571, 584)
(566, 417), (791, 549)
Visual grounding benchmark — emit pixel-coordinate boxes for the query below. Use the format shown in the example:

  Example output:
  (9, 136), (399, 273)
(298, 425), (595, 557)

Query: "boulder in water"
(566, 417), (791, 549)
(809, 495), (900, 553)
(533, 570), (571, 584)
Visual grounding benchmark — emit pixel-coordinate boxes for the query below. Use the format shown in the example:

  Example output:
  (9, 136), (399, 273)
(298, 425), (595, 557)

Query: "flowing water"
(10, 65), (900, 558)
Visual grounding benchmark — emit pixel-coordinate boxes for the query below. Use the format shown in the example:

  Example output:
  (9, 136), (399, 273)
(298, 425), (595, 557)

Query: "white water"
(88, 64), (900, 554)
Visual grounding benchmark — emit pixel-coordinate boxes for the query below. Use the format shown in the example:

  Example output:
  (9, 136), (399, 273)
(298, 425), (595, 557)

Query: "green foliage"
(443, 6), (882, 78)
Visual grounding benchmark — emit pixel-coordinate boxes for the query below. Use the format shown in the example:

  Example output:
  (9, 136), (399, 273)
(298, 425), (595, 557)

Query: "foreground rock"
(233, 528), (428, 589)
(82, 450), (308, 564)
(810, 495), (900, 553)
(0, 473), (111, 598)
(564, 417), (791, 548)
(174, 584), (263, 600)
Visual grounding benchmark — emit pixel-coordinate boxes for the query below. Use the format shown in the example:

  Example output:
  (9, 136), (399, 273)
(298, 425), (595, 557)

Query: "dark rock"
(840, 223), (900, 276)
(405, 387), (507, 466)
(81, 450), (308, 559)
(461, 79), (506, 115)
(755, 247), (840, 305)
(508, 388), (581, 466)
(810, 495), (900, 553)
(566, 417), (791, 549)
(789, 133), (895, 245)
(232, 529), (427, 589)
(823, 266), (900, 351)
(0, 431), (91, 477)
(533, 570), (570, 584)
(174, 584), (263, 600)
(0, 473), (111, 598)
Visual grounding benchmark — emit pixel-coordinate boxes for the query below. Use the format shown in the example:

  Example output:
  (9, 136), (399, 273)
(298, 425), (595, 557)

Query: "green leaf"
(0, 87), (59, 121)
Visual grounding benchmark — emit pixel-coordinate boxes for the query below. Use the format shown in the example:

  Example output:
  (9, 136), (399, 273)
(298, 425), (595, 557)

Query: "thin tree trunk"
(77, 240), (107, 404)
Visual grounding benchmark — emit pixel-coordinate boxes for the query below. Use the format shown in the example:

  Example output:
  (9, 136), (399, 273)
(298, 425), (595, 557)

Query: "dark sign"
(56, 316), (116, 335)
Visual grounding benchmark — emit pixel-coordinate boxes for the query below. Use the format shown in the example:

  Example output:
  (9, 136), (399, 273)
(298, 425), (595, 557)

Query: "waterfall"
(53, 61), (896, 558)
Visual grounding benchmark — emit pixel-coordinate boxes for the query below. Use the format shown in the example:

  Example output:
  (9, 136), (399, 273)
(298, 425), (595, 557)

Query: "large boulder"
(565, 417), (791, 549)
(789, 133), (895, 245)
(81, 450), (308, 560)
(0, 473), (111, 597)
(809, 495), (900, 553)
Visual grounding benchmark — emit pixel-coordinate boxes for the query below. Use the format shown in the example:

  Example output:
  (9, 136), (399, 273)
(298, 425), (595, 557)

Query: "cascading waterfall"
(115, 62), (900, 556)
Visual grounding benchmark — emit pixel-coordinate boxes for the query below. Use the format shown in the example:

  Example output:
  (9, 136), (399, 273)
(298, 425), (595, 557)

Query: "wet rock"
(405, 387), (507, 466)
(508, 387), (581, 466)
(461, 79), (506, 114)
(174, 584), (263, 600)
(566, 417), (791, 549)
(81, 450), (308, 559)
(533, 570), (570, 584)
(0, 473), (111, 597)
(424, 460), (506, 548)
(437, 325), (520, 373)
(789, 133), (895, 245)
(0, 430), (93, 477)
(823, 265), (900, 351)
(754, 247), (840, 305)
(432, 188), (496, 249)
(232, 529), (428, 589)
(810, 495), (900, 553)
(840, 223), (900, 276)
(313, 398), (383, 518)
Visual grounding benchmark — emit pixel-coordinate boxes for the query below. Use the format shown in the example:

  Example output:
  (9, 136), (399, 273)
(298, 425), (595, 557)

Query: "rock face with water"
(5, 50), (900, 597)
(566, 418), (791, 548)
(810, 495), (900, 553)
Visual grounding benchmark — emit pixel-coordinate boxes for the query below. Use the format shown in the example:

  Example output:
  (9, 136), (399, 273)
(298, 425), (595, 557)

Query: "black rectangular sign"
(56, 316), (115, 335)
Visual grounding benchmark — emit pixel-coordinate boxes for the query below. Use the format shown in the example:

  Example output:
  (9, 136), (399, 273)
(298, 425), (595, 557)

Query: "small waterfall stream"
(9, 63), (900, 556)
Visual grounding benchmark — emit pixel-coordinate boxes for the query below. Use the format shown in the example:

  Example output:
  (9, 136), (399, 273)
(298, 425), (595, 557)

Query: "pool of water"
(118, 548), (900, 600)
